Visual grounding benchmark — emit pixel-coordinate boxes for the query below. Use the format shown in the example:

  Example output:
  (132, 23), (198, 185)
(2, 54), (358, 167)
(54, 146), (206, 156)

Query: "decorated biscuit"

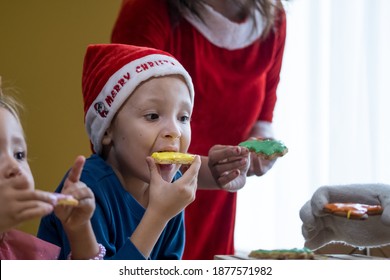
(151, 152), (195, 164)
(323, 203), (383, 220)
(249, 247), (314, 260)
(238, 138), (288, 160)
(53, 193), (79, 206)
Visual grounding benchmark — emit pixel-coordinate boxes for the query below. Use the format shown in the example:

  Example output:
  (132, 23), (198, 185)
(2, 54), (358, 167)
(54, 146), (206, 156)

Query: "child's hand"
(146, 155), (201, 221)
(299, 184), (390, 250)
(208, 145), (250, 192)
(54, 156), (95, 231)
(0, 176), (56, 233)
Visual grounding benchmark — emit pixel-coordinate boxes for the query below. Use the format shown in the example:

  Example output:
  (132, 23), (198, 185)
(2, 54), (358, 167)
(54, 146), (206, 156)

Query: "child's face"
(0, 108), (34, 190)
(105, 75), (192, 183)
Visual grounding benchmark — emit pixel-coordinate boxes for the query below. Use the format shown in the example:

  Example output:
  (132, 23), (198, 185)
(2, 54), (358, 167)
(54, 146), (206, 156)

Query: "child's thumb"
(146, 157), (158, 182)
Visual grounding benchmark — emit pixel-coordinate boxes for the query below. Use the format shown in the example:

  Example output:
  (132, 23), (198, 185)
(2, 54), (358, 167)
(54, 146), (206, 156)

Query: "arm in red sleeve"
(258, 8), (287, 122)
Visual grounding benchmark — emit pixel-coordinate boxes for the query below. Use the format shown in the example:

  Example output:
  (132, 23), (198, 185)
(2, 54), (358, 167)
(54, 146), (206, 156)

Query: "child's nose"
(2, 156), (22, 179)
(165, 130), (181, 139)
(164, 121), (181, 139)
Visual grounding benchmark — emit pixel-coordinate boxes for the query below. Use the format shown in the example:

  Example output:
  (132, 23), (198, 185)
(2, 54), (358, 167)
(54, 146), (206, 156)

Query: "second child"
(0, 78), (103, 260)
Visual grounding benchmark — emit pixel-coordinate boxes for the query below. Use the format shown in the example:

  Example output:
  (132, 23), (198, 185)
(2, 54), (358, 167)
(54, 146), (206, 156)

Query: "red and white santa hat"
(82, 43), (194, 154)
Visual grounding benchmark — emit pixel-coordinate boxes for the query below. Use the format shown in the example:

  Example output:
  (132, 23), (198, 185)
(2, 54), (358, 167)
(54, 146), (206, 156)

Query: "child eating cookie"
(0, 77), (103, 260)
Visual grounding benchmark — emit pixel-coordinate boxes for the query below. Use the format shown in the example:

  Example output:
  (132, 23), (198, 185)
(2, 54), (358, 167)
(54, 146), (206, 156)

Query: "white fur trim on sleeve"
(250, 121), (274, 139)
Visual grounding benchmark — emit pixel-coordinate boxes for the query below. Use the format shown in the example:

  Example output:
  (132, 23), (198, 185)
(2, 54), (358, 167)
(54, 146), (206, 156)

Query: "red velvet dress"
(112, 0), (286, 259)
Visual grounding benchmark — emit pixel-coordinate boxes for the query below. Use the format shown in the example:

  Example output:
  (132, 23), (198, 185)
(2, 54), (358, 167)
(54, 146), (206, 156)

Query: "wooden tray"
(214, 254), (388, 260)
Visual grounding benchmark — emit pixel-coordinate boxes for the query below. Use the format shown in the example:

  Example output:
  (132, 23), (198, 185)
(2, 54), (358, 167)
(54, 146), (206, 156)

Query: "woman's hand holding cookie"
(247, 152), (276, 176)
(207, 145), (250, 192)
(240, 137), (287, 176)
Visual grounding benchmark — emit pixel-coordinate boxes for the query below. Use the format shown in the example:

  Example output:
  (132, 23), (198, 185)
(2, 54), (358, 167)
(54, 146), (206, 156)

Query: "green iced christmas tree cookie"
(239, 138), (288, 160)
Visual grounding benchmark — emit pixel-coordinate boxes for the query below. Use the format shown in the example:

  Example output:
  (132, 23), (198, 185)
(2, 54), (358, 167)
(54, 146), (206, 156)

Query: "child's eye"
(14, 151), (26, 161)
(180, 115), (190, 123)
(145, 113), (159, 121)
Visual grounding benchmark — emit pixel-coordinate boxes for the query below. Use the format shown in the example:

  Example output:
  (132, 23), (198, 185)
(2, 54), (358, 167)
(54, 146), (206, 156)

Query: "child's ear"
(101, 128), (113, 146)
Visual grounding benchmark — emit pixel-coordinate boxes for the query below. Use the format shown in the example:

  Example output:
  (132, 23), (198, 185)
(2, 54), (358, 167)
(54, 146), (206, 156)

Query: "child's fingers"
(179, 155), (201, 184)
(66, 156), (86, 183)
(146, 156), (160, 183)
(17, 189), (57, 204)
(66, 184), (94, 201)
(16, 200), (55, 221)
(146, 156), (157, 171)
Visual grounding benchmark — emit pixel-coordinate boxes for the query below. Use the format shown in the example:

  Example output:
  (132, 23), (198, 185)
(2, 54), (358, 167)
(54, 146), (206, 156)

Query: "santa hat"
(82, 44), (194, 154)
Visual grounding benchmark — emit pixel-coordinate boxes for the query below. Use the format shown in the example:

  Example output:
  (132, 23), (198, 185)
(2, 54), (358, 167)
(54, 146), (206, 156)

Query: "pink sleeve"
(0, 230), (60, 260)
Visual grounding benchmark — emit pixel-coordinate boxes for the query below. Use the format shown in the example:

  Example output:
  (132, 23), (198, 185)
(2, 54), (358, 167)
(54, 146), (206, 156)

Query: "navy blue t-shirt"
(38, 154), (185, 259)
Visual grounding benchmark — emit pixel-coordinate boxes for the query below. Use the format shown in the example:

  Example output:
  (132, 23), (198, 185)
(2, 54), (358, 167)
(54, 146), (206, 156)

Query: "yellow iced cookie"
(151, 152), (195, 164)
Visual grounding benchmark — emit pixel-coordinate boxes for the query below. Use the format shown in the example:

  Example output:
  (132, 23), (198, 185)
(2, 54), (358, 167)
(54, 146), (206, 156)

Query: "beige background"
(0, 0), (122, 234)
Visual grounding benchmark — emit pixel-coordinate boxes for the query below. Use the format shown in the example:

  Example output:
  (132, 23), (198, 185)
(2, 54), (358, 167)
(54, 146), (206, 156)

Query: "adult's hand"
(207, 145), (250, 192)
(300, 184), (390, 250)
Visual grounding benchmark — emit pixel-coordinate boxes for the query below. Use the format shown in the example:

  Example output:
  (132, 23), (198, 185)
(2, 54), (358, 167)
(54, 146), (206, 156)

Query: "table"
(214, 254), (388, 260)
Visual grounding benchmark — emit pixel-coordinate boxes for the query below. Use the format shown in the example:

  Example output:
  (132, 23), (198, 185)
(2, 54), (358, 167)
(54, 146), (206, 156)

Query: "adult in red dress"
(112, 0), (287, 259)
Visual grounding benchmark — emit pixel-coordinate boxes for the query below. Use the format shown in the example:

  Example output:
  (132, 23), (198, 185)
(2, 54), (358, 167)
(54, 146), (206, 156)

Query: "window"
(236, 0), (390, 253)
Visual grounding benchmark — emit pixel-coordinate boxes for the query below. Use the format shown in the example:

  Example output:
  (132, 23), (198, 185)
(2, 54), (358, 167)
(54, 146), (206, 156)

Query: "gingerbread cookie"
(323, 203), (383, 220)
(249, 247), (314, 260)
(151, 152), (195, 164)
(239, 138), (288, 160)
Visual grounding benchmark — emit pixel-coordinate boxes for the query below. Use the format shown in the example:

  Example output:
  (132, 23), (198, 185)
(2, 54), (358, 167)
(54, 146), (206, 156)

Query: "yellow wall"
(0, 0), (122, 234)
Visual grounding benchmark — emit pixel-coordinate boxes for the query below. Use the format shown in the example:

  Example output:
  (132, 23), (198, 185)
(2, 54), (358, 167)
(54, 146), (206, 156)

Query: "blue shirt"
(37, 154), (185, 259)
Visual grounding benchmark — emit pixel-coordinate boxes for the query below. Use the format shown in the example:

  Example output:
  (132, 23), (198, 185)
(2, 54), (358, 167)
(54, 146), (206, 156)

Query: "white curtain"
(235, 0), (390, 253)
